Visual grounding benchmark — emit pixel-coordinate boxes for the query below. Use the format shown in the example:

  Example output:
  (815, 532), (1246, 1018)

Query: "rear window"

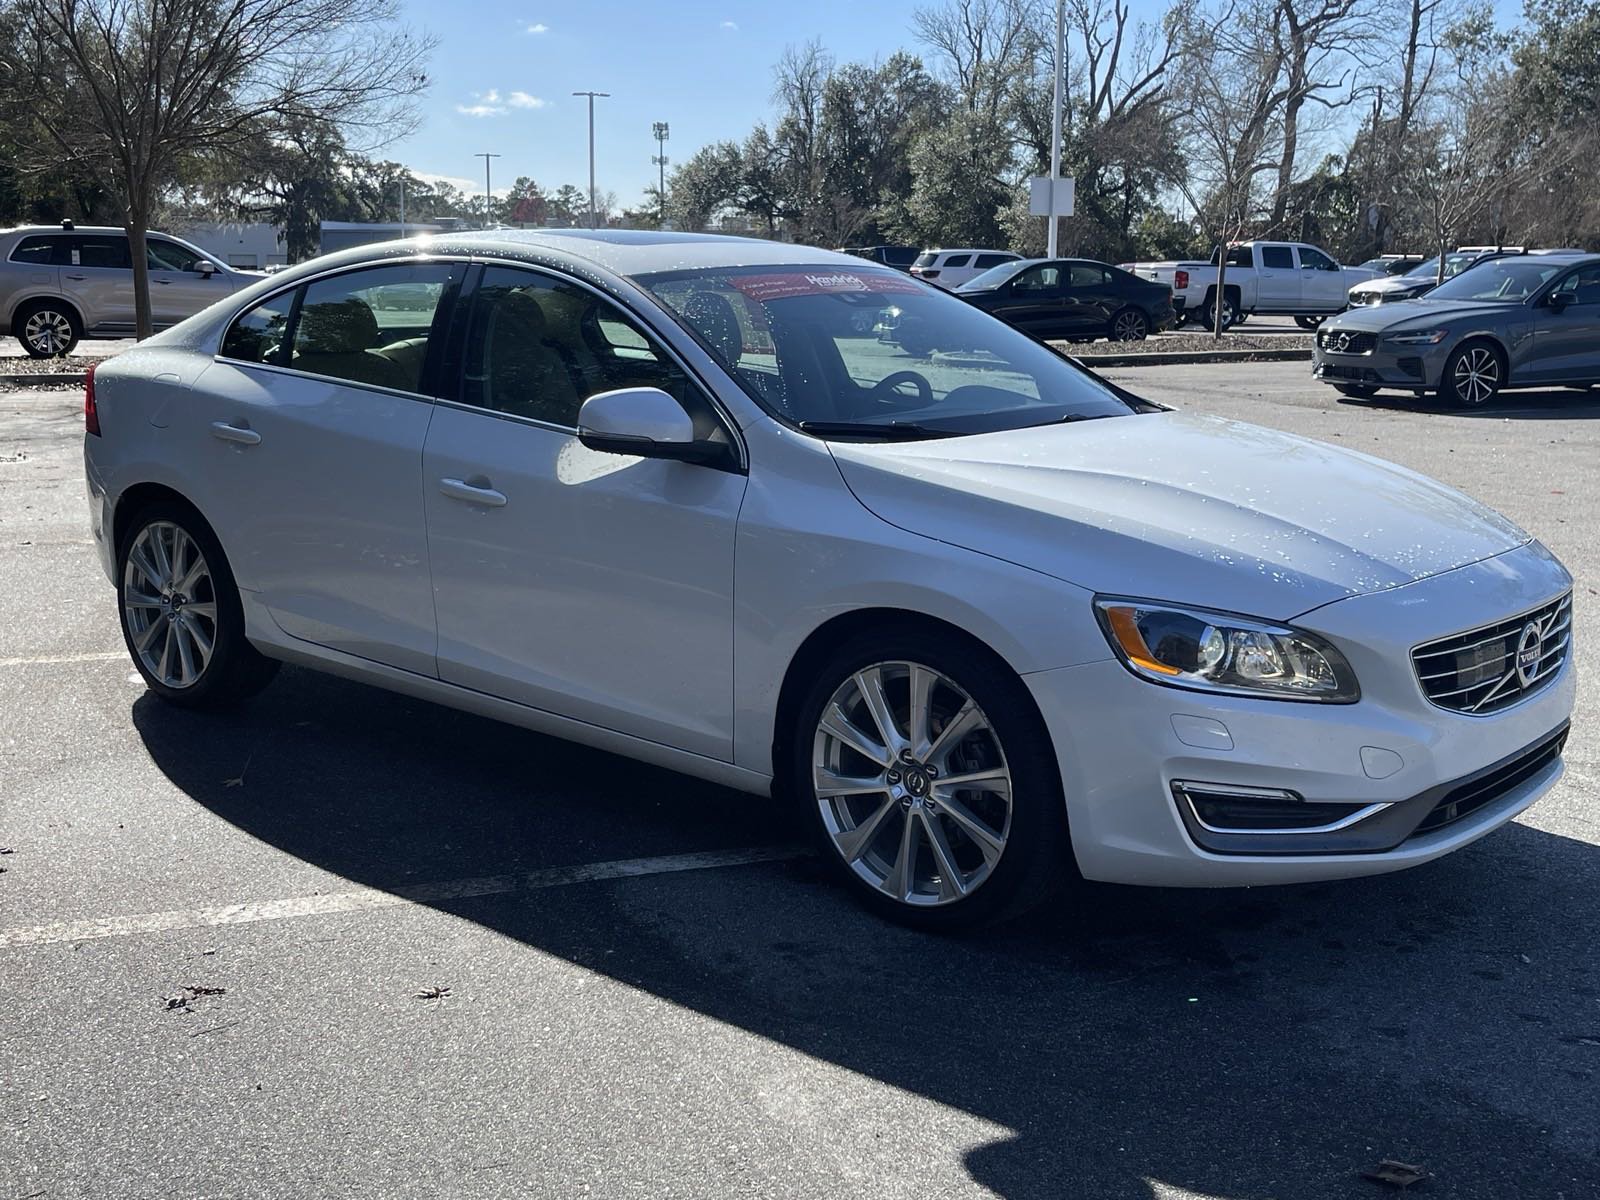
(10, 235), (63, 265)
(942, 254), (972, 268)
(913, 252), (938, 268)
(974, 253), (1014, 269)
(883, 247), (919, 268)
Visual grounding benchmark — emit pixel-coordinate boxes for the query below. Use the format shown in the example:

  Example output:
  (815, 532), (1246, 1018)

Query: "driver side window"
(1553, 265), (1600, 306)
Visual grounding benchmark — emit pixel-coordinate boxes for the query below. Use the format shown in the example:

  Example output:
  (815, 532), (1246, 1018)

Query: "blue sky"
(389, 0), (932, 209)
(390, 0), (1529, 212)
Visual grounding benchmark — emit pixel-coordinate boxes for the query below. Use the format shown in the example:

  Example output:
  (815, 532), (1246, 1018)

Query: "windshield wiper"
(796, 420), (960, 440)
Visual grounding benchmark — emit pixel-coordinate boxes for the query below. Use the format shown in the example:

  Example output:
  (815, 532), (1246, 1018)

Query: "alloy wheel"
(1452, 346), (1500, 406)
(23, 309), (73, 356)
(123, 521), (218, 689)
(812, 661), (1012, 907)
(1112, 310), (1147, 341)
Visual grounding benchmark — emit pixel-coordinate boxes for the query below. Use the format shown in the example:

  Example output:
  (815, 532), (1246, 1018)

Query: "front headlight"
(1094, 599), (1360, 703)
(1382, 328), (1448, 345)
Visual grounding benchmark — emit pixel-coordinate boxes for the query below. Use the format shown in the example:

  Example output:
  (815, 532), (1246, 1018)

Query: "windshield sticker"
(726, 271), (925, 302)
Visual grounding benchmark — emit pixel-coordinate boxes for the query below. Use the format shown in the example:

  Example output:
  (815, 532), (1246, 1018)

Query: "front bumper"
(1024, 544), (1576, 886)
(1312, 340), (1449, 389)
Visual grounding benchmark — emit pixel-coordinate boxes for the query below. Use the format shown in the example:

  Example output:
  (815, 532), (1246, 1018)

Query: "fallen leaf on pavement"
(416, 985), (451, 1000)
(163, 985), (227, 1012)
(1361, 1159), (1430, 1189)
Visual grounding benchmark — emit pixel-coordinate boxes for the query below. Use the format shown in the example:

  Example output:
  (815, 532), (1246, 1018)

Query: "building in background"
(173, 222), (287, 270)
(318, 221), (450, 255)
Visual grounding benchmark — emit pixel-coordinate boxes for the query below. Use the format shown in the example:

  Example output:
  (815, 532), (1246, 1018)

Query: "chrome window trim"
(465, 255), (750, 471)
(214, 357), (439, 405)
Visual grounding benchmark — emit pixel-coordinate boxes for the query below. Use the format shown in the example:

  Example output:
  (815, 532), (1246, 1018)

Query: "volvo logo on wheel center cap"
(904, 768), (930, 797)
(1515, 621), (1543, 686)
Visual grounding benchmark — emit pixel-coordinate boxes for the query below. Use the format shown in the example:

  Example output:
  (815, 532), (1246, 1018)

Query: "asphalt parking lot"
(2, 364), (1597, 1199)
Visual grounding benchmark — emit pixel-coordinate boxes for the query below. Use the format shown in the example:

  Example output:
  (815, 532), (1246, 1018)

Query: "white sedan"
(83, 230), (1576, 928)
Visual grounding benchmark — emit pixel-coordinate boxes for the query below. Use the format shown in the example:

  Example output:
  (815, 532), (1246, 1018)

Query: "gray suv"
(0, 223), (262, 357)
(1314, 253), (1600, 406)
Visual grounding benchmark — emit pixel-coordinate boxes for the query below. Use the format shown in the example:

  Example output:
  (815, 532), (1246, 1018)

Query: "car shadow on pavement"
(1338, 387), (1600, 419)
(131, 666), (1600, 1200)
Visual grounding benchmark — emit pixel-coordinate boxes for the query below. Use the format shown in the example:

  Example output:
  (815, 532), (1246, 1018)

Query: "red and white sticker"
(726, 270), (924, 302)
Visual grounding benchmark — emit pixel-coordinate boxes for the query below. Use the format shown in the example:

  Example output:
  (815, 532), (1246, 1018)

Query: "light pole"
(476, 152), (501, 229)
(1046, 0), (1064, 258)
(652, 121), (670, 227)
(573, 90), (610, 228)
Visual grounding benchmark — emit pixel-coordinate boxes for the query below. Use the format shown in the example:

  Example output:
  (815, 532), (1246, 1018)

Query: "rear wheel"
(791, 628), (1069, 930)
(1439, 342), (1504, 408)
(1109, 307), (1149, 342)
(15, 300), (81, 357)
(1203, 292), (1240, 332)
(117, 501), (279, 708)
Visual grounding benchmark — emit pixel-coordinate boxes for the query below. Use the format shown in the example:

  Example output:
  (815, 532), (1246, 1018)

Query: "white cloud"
(720, 19), (738, 29)
(526, 21), (548, 33)
(457, 103), (506, 118)
(483, 89), (501, 104)
(507, 91), (546, 109)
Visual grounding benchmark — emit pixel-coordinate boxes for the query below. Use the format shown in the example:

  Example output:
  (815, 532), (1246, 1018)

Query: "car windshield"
(958, 260), (1030, 291)
(637, 265), (1137, 438)
(1423, 259), (1566, 302)
(1405, 253), (1479, 282)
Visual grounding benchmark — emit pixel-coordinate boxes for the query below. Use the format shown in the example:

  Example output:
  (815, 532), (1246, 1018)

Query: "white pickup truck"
(1130, 241), (1383, 331)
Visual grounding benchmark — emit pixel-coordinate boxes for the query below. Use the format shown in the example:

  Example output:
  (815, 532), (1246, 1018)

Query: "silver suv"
(0, 222), (262, 357)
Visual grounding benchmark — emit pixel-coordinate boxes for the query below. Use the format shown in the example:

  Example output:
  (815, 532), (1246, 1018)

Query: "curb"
(1064, 347), (1314, 368)
(0, 371), (88, 387)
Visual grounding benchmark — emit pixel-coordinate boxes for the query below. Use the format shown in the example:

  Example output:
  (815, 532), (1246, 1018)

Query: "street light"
(476, 152), (501, 229)
(573, 90), (610, 229)
(652, 121), (670, 227)
(1046, 0), (1064, 258)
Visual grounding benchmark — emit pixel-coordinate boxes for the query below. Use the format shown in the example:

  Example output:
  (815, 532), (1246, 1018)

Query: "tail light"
(84, 361), (100, 436)
(1174, 269), (1189, 290)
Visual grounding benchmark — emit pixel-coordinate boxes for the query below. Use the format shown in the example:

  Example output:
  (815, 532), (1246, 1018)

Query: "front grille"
(1318, 330), (1377, 354)
(1411, 727), (1568, 836)
(1412, 592), (1572, 714)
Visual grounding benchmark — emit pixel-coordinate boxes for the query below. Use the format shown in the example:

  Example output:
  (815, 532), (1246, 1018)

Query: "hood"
(828, 412), (1528, 620)
(1323, 298), (1520, 334)
(1351, 274), (1430, 297)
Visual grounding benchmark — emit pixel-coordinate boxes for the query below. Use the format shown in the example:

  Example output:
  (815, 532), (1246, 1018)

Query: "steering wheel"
(869, 370), (934, 409)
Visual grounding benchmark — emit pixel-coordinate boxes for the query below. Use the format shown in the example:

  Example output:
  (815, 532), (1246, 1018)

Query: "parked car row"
(1130, 241), (1384, 331)
(1347, 247), (1586, 307)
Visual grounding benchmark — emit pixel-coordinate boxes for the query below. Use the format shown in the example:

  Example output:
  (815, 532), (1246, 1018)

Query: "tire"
(1109, 307), (1149, 342)
(1233, 310), (1250, 325)
(1295, 315), (1327, 331)
(788, 627), (1070, 931)
(14, 299), (81, 358)
(1202, 291), (1239, 332)
(1439, 341), (1504, 408)
(117, 499), (279, 709)
(1334, 383), (1378, 398)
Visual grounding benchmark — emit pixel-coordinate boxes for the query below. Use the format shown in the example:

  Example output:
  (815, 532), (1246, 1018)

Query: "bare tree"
(5, 0), (432, 339)
(913, 0), (1034, 122)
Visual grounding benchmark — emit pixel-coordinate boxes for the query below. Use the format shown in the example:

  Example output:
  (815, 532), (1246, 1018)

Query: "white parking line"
(0, 650), (125, 668)
(0, 846), (805, 949)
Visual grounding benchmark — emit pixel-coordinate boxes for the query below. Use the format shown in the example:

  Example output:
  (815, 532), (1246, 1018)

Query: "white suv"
(0, 223), (261, 357)
(910, 249), (1020, 289)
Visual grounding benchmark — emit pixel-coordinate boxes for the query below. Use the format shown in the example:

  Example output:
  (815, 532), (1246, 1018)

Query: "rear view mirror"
(577, 387), (724, 465)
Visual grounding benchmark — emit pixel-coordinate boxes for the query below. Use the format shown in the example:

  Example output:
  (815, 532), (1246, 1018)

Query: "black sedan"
(953, 258), (1174, 341)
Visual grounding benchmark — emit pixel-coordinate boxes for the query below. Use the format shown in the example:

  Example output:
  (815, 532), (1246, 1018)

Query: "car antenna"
(61, 218), (74, 231)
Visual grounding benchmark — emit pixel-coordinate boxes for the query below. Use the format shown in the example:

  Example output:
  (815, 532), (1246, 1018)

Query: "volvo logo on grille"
(1515, 621), (1544, 686)
(1335, 331), (1353, 352)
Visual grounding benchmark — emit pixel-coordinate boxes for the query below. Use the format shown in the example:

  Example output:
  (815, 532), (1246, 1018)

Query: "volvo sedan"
(1315, 253), (1600, 405)
(84, 230), (1576, 929)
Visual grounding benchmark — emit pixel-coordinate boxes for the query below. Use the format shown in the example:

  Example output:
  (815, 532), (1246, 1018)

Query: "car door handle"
(66, 273), (86, 281)
(210, 421), (261, 446)
(439, 477), (508, 507)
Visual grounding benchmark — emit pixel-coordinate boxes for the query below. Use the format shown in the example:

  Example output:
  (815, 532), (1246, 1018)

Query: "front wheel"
(117, 501), (279, 708)
(791, 629), (1069, 930)
(1439, 342), (1504, 408)
(1109, 307), (1149, 342)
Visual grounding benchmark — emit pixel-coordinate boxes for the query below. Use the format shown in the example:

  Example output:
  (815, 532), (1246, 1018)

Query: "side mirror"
(197, 260), (217, 276)
(1548, 290), (1574, 311)
(577, 387), (723, 464)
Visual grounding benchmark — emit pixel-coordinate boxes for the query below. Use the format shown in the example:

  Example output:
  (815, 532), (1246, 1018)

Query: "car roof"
(424, 227), (877, 278)
(925, 248), (1015, 256)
